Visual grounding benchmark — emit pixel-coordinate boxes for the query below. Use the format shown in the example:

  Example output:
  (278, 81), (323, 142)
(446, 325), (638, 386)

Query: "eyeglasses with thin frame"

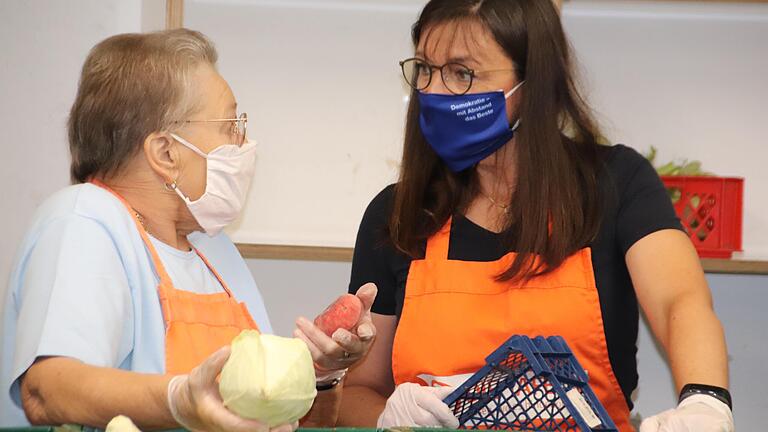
(399, 57), (515, 95)
(176, 112), (248, 145)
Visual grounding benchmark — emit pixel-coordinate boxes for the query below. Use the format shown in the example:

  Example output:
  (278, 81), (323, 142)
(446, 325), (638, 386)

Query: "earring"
(164, 179), (178, 192)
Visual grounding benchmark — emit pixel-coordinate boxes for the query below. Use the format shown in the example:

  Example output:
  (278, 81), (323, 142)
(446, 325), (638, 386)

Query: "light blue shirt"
(0, 183), (272, 426)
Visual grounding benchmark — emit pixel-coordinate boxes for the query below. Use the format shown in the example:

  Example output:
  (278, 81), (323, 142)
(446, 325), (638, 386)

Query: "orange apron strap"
(424, 217), (453, 261)
(89, 179), (173, 286)
(192, 247), (234, 298)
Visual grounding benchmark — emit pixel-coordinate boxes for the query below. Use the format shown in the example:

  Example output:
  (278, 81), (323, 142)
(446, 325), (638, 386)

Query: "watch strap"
(679, 383), (732, 411)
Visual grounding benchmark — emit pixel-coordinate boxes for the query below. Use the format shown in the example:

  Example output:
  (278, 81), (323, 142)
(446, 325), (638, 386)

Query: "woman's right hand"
(294, 283), (378, 373)
(377, 382), (460, 429)
(167, 346), (298, 432)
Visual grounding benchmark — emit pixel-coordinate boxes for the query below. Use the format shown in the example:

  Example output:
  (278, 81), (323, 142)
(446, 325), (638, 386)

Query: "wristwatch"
(316, 376), (344, 391)
(316, 368), (347, 391)
(679, 383), (732, 411)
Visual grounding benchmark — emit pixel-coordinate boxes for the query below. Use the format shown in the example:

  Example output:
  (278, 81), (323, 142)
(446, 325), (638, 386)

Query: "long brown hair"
(390, 0), (605, 282)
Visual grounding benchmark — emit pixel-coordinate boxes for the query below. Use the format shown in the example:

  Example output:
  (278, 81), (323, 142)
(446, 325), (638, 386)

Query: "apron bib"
(391, 217), (633, 431)
(92, 180), (259, 375)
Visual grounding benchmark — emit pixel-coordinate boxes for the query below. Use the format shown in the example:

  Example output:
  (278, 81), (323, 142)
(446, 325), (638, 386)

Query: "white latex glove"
(105, 415), (141, 432)
(294, 283), (378, 377)
(167, 346), (299, 432)
(377, 383), (460, 429)
(639, 394), (734, 432)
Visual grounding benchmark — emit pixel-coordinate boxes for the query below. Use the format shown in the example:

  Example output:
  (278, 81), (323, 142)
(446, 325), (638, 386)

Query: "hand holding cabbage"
(167, 285), (378, 431)
(166, 345), (298, 432)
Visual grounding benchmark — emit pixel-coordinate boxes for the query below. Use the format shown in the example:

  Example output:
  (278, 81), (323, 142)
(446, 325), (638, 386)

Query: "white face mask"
(169, 133), (258, 236)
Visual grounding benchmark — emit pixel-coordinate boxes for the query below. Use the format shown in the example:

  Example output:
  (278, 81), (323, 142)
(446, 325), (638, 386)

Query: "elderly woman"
(0, 29), (375, 430)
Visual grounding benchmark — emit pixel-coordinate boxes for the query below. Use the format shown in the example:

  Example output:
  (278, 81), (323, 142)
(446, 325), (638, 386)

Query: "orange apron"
(92, 180), (259, 375)
(392, 217), (633, 431)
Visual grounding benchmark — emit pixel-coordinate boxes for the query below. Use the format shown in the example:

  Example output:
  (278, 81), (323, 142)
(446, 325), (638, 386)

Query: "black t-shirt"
(348, 144), (683, 409)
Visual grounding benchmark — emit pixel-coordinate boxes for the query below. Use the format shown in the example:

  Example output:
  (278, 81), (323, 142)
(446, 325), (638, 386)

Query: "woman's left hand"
(294, 283), (378, 373)
(640, 395), (733, 432)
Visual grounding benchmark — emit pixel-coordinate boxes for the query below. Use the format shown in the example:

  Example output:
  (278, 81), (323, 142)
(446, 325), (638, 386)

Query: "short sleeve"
(614, 147), (684, 254)
(348, 185), (398, 315)
(11, 215), (133, 392)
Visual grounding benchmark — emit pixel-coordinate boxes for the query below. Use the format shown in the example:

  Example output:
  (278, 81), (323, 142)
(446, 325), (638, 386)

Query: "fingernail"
(358, 324), (373, 339)
(332, 329), (350, 343)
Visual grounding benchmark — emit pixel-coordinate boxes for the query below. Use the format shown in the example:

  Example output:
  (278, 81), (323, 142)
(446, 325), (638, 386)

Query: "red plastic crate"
(660, 176), (744, 259)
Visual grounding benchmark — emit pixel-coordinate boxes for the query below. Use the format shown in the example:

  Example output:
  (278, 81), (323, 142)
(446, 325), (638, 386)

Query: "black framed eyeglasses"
(177, 112), (248, 145)
(399, 57), (518, 96)
(399, 57), (476, 95)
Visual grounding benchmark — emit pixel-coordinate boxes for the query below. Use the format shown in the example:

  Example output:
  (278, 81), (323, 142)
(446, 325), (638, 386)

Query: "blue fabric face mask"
(418, 81), (524, 172)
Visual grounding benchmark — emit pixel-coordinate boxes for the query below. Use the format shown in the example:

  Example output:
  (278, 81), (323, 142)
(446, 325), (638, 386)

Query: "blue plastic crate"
(442, 335), (618, 431)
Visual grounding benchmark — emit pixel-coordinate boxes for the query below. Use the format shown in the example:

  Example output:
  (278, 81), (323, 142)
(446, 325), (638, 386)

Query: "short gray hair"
(68, 28), (218, 183)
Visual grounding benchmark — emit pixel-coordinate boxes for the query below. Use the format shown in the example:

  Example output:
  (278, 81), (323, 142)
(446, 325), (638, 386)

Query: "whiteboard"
(186, 0), (768, 257)
(186, 0), (420, 248)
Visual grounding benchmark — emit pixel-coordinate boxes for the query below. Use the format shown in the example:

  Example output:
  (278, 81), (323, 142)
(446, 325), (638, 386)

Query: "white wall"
(561, 0), (768, 258)
(0, 0), (162, 301)
(185, 0), (415, 248)
(247, 259), (352, 336)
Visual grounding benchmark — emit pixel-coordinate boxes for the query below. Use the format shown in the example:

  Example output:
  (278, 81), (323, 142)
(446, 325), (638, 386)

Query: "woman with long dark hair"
(338, 1), (732, 431)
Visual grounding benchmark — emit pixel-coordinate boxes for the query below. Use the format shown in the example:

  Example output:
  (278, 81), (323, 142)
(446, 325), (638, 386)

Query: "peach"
(314, 294), (363, 337)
